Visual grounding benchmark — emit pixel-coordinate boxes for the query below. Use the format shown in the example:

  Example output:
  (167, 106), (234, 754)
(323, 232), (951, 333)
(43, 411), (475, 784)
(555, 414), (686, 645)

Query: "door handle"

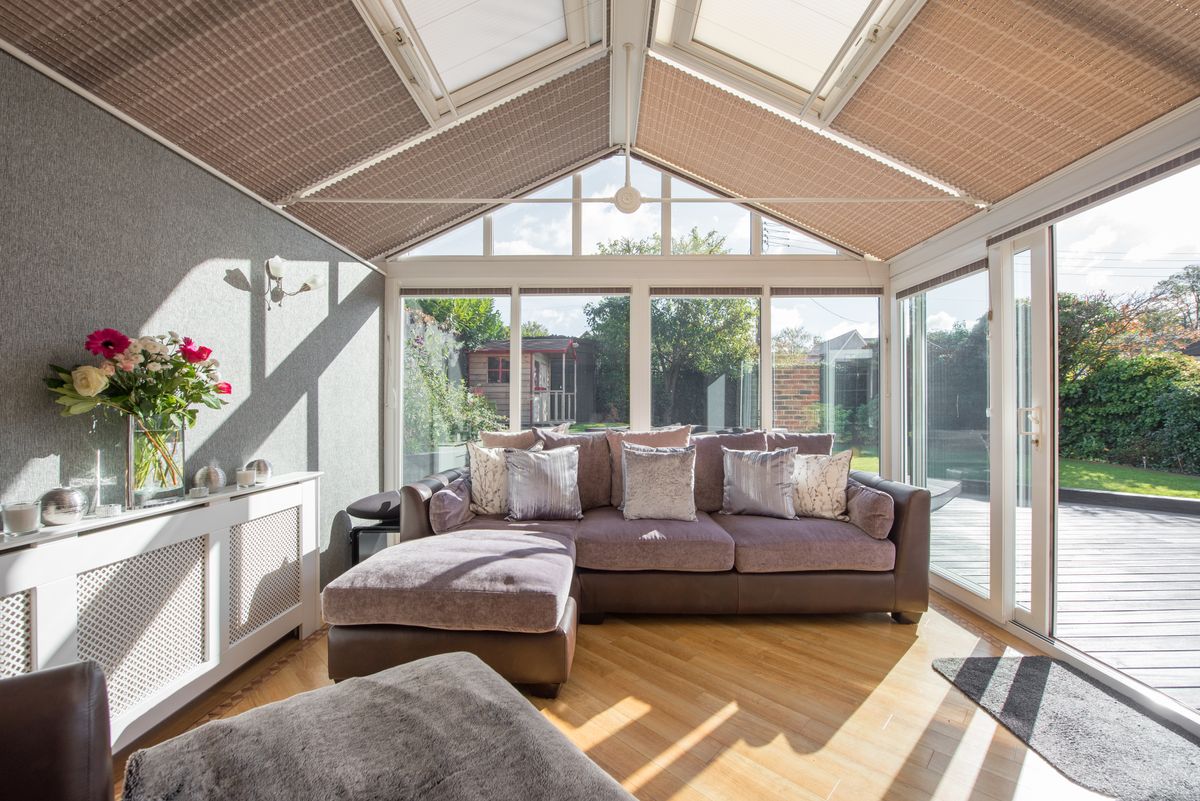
(1018, 406), (1040, 446)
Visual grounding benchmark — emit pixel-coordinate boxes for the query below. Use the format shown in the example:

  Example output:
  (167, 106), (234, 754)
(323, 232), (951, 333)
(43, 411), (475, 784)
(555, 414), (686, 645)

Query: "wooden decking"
(931, 496), (1200, 710)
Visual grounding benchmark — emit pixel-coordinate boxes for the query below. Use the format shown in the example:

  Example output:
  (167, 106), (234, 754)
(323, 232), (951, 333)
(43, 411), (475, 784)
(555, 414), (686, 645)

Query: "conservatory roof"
(2, 0), (1198, 262)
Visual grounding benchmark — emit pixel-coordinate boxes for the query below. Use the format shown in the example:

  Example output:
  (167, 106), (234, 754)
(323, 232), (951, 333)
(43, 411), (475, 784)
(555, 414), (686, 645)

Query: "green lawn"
(850, 451), (879, 475)
(1060, 459), (1200, 499)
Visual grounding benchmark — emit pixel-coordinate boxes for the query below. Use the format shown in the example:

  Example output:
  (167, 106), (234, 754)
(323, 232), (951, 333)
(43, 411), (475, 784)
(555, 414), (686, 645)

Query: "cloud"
(927, 311), (957, 332)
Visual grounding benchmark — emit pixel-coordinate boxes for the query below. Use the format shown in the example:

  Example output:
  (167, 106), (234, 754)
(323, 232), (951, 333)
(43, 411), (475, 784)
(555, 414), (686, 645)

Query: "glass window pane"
(402, 296), (510, 482)
(771, 296), (880, 473)
(582, 155), (662, 254)
(520, 294), (630, 430)
(670, 178), (750, 254)
(762, 218), (838, 255)
(400, 218), (484, 257)
(904, 271), (991, 596)
(651, 296), (761, 431)
(493, 177), (572, 255)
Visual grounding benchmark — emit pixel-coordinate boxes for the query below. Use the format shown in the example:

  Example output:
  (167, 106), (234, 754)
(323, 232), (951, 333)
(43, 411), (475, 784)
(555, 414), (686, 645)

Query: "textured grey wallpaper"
(0, 53), (383, 586)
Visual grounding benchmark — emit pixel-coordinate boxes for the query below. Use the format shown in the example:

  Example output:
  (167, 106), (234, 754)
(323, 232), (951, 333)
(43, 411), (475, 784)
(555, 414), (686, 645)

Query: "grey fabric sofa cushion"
(691, 431), (768, 512)
(429, 478), (474, 534)
(448, 513), (580, 539)
(766, 431), (835, 455)
(721, 447), (797, 519)
(714, 514), (895, 573)
(536, 429), (612, 511)
(322, 529), (576, 633)
(846, 478), (896, 539)
(575, 507), (734, 572)
(480, 429), (539, 449)
(506, 447), (583, 521)
(123, 652), (635, 801)
(605, 426), (691, 507)
(621, 443), (697, 521)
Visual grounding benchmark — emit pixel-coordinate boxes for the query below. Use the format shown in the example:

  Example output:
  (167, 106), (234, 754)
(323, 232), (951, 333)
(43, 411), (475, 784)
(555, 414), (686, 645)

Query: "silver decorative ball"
(194, 464), (227, 491)
(245, 458), (273, 484)
(40, 487), (86, 526)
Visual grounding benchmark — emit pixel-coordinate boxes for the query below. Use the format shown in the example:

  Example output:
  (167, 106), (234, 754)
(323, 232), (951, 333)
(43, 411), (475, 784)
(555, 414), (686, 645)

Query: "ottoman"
(322, 529), (578, 697)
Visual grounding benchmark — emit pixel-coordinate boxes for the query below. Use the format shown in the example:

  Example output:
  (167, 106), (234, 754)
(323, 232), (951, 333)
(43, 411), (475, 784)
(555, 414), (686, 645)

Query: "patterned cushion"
(506, 447), (583, 521)
(466, 441), (542, 515)
(846, 478), (895, 539)
(535, 429), (611, 510)
(691, 431), (768, 512)
(721, 447), (797, 519)
(429, 478), (475, 534)
(605, 426), (691, 507)
(766, 431), (835, 455)
(620, 443), (697, 521)
(792, 450), (853, 519)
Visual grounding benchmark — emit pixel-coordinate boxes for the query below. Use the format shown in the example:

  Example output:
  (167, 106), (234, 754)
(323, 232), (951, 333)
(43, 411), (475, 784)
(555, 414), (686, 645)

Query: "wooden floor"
(931, 496), (1200, 710)
(116, 600), (1112, 801)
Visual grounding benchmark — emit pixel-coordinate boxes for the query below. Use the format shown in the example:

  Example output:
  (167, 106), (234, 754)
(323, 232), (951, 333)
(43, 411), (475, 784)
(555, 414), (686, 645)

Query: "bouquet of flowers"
(46, 328), (230, 492)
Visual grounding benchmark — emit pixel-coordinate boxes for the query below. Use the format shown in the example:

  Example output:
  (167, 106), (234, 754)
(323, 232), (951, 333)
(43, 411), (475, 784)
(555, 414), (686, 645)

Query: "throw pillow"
(429, 478), (475, 534)
(721, 447), (797, 519)
(506, 447), (583, 521)
(535, 429), (611, 510)
(620, 443), (697, 521)
(792, 450), (853, 519)
(846, 478), (895, 539)
(691, 431), (769, 512)
(605, 426), (691, 507)
(466, 441), (542, 515)
(766, 431), (835, 455)
(479, 429), (538, 449)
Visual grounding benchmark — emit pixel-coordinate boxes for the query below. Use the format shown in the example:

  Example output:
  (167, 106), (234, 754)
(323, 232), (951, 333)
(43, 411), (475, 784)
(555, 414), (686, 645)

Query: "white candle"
(2, 502), (41, 535)
(236, 469), (256, 488)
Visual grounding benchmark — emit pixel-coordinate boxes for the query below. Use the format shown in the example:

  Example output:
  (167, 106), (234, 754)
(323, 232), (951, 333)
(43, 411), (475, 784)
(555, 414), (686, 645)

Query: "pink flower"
(215, 382), (232, 395)
(180, 337), (213, 364)
(100, 362), (116, 377)
(118, 360), (135, 372)
(85, 328), (131, 358)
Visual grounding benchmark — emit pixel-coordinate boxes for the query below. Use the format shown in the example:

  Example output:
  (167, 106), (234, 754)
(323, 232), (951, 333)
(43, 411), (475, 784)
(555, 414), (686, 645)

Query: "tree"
(520, 321), (551, 337)
(772, 326), (814, 357)
(594, 227), (729, 256)
(413, 298), (506, 354)
(1156, 264), (1200, 332)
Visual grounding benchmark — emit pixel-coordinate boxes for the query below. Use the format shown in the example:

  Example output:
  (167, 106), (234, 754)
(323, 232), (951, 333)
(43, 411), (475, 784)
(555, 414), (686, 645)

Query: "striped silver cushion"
(721, 447), (798, 519)
(505, 446), (583, 521)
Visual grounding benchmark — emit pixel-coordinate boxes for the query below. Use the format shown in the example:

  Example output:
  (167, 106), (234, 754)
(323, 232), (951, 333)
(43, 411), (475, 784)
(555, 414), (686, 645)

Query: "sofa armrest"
(400, 468), (469, 540)
(850, 471), (930, 613)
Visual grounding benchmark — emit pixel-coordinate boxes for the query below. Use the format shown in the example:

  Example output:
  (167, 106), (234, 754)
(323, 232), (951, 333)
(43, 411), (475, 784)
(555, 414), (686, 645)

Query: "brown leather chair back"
(0, 661), (112, 801)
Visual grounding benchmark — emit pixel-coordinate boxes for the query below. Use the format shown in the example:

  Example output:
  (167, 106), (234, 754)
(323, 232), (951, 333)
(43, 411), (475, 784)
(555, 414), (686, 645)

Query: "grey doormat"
(933, 656), (1200, 801)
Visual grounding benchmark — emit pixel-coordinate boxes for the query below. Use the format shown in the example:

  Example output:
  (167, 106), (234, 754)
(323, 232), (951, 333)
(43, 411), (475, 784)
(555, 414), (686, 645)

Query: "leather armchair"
(0, 661), (112, 801)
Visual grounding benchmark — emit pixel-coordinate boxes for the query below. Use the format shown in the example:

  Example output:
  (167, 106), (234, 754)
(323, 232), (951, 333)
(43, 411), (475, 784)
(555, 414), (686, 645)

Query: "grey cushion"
(536, 429), (612, 511)
(721, 447), (797, 519)
(846, 478), (896, 539)
(448, 514), (580, 539)
(605, 426), (691, 507)
(429, 478), (475, 534)
(576, 507), (734, 571)
(621, 443), (697, 521)
(506, 447), (583, 521)
(122, 652), (636, 801)
(714, 514), (895, 573)
(691, 431), (768, 512)
(766, 431), (835, 455)
(479, 429), (539, 449)
(322, 529), (576, 633)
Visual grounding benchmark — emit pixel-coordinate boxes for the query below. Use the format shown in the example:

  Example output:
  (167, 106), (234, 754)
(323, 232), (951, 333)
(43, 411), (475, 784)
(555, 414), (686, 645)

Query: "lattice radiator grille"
(228, 507), (301, 644)
(77, 536), (207, 717)
(0, 590), (33, 677)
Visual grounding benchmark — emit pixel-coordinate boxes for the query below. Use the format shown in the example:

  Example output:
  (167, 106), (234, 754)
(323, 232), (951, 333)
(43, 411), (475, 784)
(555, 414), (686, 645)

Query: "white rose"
(209, 371), (221, 382)
(71, 366), (109, 397)
(147, 362), (164, 372)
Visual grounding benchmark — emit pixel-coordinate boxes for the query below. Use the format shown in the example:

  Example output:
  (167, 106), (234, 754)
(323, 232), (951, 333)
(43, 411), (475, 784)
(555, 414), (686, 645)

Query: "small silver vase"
(40, 486), (86, 526)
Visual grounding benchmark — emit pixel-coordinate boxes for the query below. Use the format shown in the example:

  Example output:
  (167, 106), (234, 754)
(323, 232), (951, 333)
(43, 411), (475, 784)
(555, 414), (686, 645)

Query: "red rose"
(180, 338), (213, 363)
(215, 382), (232, 395)
(85, 328), (131, 358)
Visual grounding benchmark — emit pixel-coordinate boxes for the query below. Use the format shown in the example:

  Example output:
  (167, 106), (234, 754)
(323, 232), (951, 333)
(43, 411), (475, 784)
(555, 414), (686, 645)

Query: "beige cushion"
(691, 431), (768, 512)
(536, 430), (611, 510)
(575, 507), (734, 572)
(467, 440), (542, 514)
(321, 530), (575, 634)
(793, 450), (853, 519)
(479, 429), (538, 449)
(605, 426), (691, 507)
(766, 431), (834, 455)
(714, 514), (895, 573)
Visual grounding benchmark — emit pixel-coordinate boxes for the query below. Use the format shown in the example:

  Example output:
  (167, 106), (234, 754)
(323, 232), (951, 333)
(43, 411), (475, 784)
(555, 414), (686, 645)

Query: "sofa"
(324, 430), (930, 693)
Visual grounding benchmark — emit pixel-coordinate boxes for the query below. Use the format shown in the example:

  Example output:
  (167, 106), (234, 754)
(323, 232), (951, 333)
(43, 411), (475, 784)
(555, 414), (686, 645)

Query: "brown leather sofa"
(0, 661), (112, 801)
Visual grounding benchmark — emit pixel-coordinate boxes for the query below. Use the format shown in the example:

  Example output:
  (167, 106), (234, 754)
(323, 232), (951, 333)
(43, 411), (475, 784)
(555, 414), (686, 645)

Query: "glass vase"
(126, 416), (185, 508)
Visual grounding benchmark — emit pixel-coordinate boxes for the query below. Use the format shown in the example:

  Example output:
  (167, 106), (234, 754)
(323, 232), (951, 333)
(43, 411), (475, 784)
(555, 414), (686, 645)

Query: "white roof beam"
(609, 0), (654, 148)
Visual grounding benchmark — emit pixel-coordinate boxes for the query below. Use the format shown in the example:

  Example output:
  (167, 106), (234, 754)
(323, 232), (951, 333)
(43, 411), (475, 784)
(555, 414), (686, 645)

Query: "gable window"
(487, 357), (510, 384)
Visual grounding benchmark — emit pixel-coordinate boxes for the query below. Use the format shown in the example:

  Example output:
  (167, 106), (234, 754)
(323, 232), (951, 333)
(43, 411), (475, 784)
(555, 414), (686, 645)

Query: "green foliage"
(520, 320), (551, 337)
(1156, 263), (1200, 330)
(582, 296), (631, 423)
(1060, 353), (1200, 473)
(592, 227), (729, 257)
(925, 315), (989, 432)
(404, 309), (503, 453)
(413, 298), (506, 353)
(1060, 458), (1200, 499)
